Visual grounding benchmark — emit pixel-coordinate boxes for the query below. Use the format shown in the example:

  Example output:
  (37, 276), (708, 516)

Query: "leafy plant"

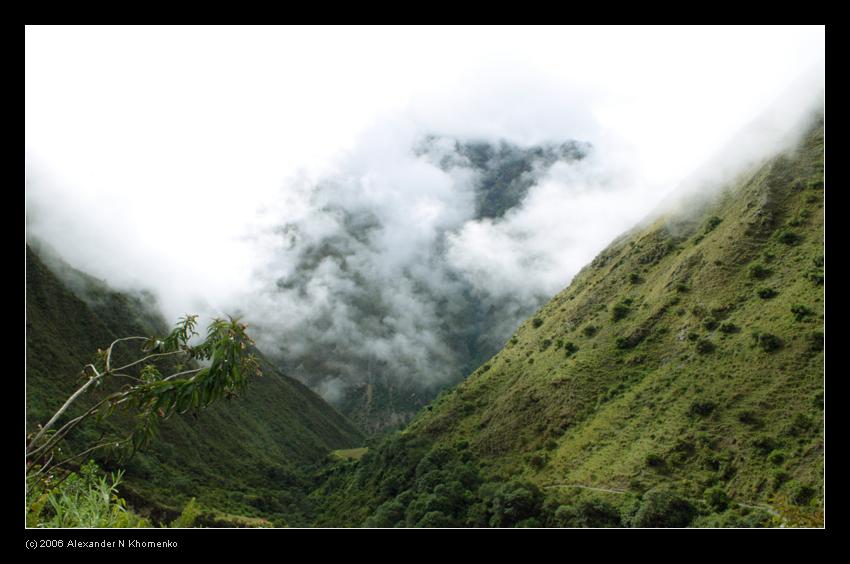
(790, 304), (815, 322)
(26, 315), (261, 484)
(26, 460), (149, 528)
(611, 301), (632, 321)
(695, 339), (716, 354)
(748, 263), (772, 280)
(582, 325), (598, 337)
(757, 287), (778, 299)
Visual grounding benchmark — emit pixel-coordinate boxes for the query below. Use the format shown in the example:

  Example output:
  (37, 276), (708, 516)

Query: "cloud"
(25, 26), (824, 410)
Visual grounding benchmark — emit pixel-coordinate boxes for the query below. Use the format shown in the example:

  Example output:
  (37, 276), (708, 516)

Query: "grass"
(333, 119), (825, 527)
(332, 447), (369, 461)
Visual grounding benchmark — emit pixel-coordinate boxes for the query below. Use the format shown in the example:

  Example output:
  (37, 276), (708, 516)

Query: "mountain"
(262, 136), (590, 434)
(25, 244), (363, 526)
(310, 117), (824, 527)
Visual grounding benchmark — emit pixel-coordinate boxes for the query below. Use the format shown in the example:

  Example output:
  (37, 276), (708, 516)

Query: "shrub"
(757, 287), (778, 299)
(629, 272), (643, 284)
(752, 331), (782, 352)
(809, 331), (824, 352)
(704, 486), (730, 512)
(736, 410), (760, 426)
(719, 322), (739, 334)
(539, 339), (552, 352)
(611, 301), (632, 321)
(749, 263), (772, 280)
(563, 342), (579, 357)
(767, 449), (786, 466)
(695, 339), (716, 354)
(751, 435), (780, 455)
(553, 499), (622, 528)
(416, 511), (455, 528)
(528, 453), (548, 470)
(645, 453), (666, 468)
(631, 488), (696, 528)
(702, 317), (719, 331)
(705, 216), (722, 232)
(488, 480), (544, 528)
(790, 304), (815, 322)
(171, 498), (203, 528)
(806, 269), (824, 285)
(675, 282), (690, 293)
(786, 413), (814, 437)
(689, 400), (717, 417)
(26, 461), (148, 528)
(787, 482), (817, 506)
(582, 325), (598, 337)
(532, 318), (544, 329)
(778, 230), (802, 245)
(772, 469), (791, 491)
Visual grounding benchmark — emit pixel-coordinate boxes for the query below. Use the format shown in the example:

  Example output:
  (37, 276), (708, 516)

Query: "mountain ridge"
(310, 116), (824, 527)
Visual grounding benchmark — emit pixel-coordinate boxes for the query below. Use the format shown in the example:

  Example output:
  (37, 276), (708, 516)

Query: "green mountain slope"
(312, 118), (824, 527)
(26, 245), (363, 525)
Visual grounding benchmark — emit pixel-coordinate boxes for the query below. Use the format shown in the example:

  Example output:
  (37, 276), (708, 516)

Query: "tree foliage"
(26, 315), (261, 481)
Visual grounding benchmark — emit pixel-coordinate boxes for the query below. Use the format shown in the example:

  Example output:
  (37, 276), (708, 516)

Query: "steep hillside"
(312, 118), (824, 527)
(25, 245), (363, 526)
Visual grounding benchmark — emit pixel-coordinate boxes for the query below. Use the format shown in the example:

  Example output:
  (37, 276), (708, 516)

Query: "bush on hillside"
(757, 287), (779, 299)
(752, 331), (783, 352)
(702, 317), (719, 331)
(704, 216), (722, 232)
(704, 486), (730, 512)
(748, 263), (772, 280)
(778, 230), (802, 245)
(630, 488), (696, 528)
(767, 449), (787, 466)
(611, 301), (632, 321)
(689, 400), (717, 417)
(808, 331), (824, 352)
(790, 304), (815, 322)
(553, 499), (622, 528)
(563, 341), (579, 357)
(787, 482), (817, 506)
(582, 325), (598, 337)
(719, 322), (740, 334)
(487, 480), (544, 528)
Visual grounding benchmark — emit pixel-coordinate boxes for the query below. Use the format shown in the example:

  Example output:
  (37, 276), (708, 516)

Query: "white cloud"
(25, 25), (824, 401)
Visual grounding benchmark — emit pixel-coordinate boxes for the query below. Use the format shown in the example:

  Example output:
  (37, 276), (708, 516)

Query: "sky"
(25, 25), (825, 401)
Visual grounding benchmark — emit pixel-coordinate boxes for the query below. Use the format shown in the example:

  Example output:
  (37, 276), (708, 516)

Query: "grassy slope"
(321, 120), (824, 527)
(26, 245), (363, 525)
(413, 120), (824, 511)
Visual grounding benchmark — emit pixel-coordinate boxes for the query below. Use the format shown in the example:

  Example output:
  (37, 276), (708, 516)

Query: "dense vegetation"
(25, 117), (824, 528)
(309, 119), (824, 527)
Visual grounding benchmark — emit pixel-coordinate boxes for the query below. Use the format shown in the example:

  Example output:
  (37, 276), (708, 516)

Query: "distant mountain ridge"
(262, 136), (590, 434)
